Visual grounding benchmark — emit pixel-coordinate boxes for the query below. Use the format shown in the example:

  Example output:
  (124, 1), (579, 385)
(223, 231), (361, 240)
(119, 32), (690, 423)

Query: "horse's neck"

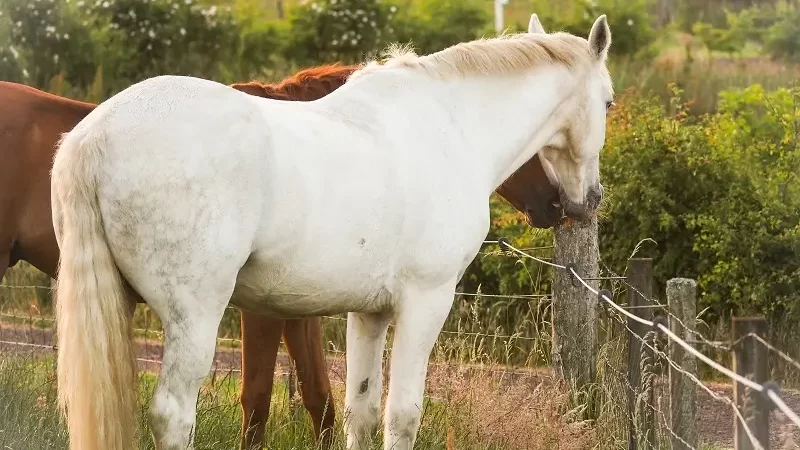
(440, 68), (579, 191)
(330, 66), (578, 195)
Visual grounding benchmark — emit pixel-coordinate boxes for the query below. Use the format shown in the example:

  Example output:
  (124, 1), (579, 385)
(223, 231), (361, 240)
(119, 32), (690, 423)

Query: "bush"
(392, 0), (489, 55)
(764, 7), (800, 62)
(0, 0), (97, 89)
(283, 0), (397, 66)
(77, 0), (266, 94)
(529, 0), (655, 58)
(599, 84), (800, 325)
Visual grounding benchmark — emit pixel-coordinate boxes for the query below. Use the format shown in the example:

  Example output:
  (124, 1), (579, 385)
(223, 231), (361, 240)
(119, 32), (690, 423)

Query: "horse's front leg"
(384, 282), (455, 450)
(344, 312), (391, 450)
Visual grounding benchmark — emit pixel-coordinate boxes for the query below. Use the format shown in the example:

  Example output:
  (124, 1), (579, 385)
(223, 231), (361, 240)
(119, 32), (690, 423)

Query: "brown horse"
(0, 64), (563, 449)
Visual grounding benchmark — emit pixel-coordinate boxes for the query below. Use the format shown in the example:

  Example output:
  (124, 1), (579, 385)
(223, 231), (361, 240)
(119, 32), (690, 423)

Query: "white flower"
(627, 18), (634, 26)
(147, 43), (152, 50)
(22, 68), (29, 78)
(331, 39), (338, 45)
(76, 0), (85, 6)
(389, 5), (396, 12)
(148, 29), (156, 38)
(63, 33), (69, 39)
(330, 0), (336, 4)
(45, 25), (56, 33)
(9, 46), (19, 59)
(15, 21), (22, 27)
(179, 27), (186, 36)
(128, 9), (136, 18)
(351, 38), (357, 45)
(53, 54), (59, 64)
(102, 1), (109, 7)
(184, 0), (191, 4)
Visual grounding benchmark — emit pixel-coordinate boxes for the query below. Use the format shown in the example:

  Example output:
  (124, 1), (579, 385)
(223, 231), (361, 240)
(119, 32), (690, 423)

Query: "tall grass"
(611, 55), (800, 115)
(0, 349), (601, 450)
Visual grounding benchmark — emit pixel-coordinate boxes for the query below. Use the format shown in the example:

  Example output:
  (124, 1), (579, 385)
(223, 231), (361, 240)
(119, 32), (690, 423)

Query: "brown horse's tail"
(51, 126), (137, 450)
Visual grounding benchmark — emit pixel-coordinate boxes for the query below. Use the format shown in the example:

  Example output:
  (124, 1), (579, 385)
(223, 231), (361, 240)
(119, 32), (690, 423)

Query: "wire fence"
(2, 238), (800, 449)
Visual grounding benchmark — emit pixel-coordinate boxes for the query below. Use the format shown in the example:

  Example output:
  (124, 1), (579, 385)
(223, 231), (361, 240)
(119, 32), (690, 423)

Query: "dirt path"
(2, 323), (799, 449)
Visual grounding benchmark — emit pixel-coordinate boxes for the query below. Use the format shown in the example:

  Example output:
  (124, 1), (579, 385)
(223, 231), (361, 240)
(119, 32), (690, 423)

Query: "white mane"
(350, 32), (594, 81)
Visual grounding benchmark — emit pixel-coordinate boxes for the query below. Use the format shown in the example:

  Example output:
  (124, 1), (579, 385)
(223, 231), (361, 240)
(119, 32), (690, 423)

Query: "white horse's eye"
(605, 101), (615, 111)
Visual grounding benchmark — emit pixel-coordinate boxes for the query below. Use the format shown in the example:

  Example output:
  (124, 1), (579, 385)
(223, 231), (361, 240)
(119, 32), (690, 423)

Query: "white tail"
(51, 127), (138, 450)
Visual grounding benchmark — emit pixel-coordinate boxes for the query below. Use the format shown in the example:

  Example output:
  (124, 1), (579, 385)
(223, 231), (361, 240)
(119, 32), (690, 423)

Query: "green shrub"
(392, 0), (489, 55)
(529, 0), (655, 58)
(0, 0), (97, 88)
(78, 0), (263, 94)
(599, 84), (800, 325)
(765, 7), (800, 62)
(283, 0), (397, 66)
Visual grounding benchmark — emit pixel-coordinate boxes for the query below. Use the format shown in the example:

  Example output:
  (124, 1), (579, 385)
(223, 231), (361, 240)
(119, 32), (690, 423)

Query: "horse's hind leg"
(142, 280), (236, 450)
(239, 313), (285, 450)
(283, 318), (335, 447)
(344, 312), (391, 450)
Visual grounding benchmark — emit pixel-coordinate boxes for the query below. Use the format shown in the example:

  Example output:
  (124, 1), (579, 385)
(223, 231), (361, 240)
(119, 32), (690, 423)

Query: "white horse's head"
(532, 15), (613, 219)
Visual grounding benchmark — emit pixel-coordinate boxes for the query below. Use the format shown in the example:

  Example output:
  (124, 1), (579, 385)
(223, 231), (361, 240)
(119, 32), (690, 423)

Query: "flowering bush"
(0, 0), (96, 88)
(284, 0), (397, 65)
(77, 0), (252, 93)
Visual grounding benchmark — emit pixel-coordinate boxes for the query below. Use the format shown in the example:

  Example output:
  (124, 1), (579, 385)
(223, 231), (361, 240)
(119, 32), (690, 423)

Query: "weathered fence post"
(732, 317), (770, 450)
(552, 217), (599, 410)
(667, 278), (698, 450)
(626, 258), (655, 450)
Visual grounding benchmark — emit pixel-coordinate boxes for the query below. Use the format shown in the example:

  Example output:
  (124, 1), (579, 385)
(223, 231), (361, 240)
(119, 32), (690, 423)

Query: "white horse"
(51, 14), (613, 450)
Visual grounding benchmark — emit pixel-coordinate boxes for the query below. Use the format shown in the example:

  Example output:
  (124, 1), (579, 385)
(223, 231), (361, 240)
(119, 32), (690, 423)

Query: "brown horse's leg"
(240, 313), (285, 450)
(0, 249), (9, 282)
(283, 318), (336, 448)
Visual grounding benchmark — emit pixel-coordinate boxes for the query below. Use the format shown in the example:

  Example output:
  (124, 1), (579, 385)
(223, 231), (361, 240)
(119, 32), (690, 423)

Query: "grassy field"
(4, 262), (795, 449)
(0, 351), (602, 450)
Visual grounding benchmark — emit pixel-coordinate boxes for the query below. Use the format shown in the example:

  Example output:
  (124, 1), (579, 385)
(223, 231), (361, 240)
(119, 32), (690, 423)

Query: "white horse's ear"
(588, 14), (611, 60)
(528, 14), (546, 34)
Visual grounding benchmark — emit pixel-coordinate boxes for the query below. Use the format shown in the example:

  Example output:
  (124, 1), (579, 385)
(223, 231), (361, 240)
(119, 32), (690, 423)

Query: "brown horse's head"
(496, 154), (563, 229)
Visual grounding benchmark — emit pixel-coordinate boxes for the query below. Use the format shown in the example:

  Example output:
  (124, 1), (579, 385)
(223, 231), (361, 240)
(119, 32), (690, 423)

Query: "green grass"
(0, 353), (584, 450)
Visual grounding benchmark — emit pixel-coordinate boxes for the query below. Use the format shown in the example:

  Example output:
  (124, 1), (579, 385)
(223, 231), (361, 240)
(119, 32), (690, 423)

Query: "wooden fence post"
(552, 217), (599, 411)
(732, 317), (770, 450)
(626, 258), (655, 450)
(667, 278), (698, 450)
